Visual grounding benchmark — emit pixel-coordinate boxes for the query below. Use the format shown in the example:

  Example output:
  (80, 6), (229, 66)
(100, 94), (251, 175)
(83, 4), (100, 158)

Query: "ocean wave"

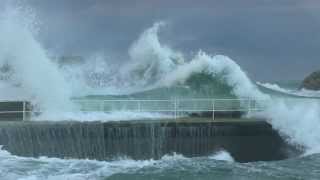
(1, 3), (320, 157)
(209, 150), (235, 162)
(34, 111), (172, 122)
(257, 82), (320, 98)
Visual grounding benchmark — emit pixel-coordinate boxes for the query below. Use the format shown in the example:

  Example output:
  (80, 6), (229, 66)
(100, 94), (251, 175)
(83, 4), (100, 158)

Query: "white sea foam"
(209, 150), (235, 162)
(0, 147), (193, 180)
(34, 111), (172, 122)
(160, 52), (268, 100)
(257, 82), (320, 98)
(255, 99), (320, 154)
(0, 4), (74, 112)
(0, 146), (156, 180)
(61, 22), (268, 101)
(1, 3), (320, 157)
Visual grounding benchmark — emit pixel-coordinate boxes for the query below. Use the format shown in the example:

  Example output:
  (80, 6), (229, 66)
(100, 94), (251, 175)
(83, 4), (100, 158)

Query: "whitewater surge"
(209, 151), (235, 162)
(0, 4), (74, 112)
(34, 111), (172, 122)
(0, 146), (156, 180)
(0, 147), (200, 180)
(60, 22), (267, 101)
(160, 52), (267, 100)
(257, 82), (320, 98)
(1, 145), (319, 180)
(257, 99), (320, 154)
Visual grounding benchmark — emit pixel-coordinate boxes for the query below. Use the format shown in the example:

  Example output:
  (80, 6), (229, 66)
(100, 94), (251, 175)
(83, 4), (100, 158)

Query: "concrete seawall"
(0, 118), (300, 162)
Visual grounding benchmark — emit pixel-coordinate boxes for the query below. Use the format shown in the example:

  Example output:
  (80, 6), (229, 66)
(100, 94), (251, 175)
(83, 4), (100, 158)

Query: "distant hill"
(301, 70), (320, 90)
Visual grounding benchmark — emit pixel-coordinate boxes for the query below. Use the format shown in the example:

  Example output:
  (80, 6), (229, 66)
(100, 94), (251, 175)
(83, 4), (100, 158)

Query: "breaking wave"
(257, 82), (320, 98)
(61, 22), (267, 101)
(209, 150), (235, 162)
(0, 146), (156, 180)
(34, 111), (172, 122)
(0, 4), (74, 112)
(0, 3), (320, 156)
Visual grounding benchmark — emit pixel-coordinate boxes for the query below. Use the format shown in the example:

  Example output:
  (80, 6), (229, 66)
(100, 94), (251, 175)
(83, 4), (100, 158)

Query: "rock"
(301, 70), (320, 90)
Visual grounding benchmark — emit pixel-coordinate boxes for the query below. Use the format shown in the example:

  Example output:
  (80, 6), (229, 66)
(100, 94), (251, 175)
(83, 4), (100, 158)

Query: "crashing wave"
(0, 4), (74, 112)
(0, 3), (320, 156)
(61, 22), (267, 100)
(257, 82), (320, 98)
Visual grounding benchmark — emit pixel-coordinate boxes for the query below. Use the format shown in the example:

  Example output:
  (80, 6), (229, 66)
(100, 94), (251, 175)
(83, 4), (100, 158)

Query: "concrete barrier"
(0, 119), (301, 162)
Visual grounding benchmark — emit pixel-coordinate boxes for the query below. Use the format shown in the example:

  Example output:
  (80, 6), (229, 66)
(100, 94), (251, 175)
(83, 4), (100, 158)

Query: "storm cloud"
(7, 0), (320, 81)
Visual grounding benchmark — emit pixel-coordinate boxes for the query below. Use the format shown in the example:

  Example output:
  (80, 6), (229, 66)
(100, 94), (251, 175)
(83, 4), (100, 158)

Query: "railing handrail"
(0, 98), (269, 121)
(73, 98), (266, 100)
(72, 98), (269, 102)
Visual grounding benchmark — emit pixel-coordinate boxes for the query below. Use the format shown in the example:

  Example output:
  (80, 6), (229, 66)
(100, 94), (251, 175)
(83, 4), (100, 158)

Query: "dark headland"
(301, 70), (320, 90)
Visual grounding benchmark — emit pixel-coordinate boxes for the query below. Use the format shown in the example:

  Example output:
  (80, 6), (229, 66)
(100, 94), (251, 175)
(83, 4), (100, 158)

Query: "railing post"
(100, 101), (104, 112)
(248, 98), (251, 116)
(174, 98), (177, 119)
(22, 101), (26, 121)
(212, 99), (215, 121)
(138, 101), (141, 112)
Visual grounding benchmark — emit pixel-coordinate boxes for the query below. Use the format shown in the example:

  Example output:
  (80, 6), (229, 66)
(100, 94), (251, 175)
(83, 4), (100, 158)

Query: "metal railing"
(0, 101), (29, 121)
(73, 98), (267, 120)
(0, 99), (268, 121)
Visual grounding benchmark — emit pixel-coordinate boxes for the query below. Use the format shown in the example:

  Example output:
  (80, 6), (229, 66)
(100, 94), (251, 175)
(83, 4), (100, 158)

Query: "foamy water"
(1, 145), (320, 180)
(209, 151), (235, 162)
(0, 146), (157, 180)
(0, 4), (74, 113)
(34, 111), (172, 122)
(257, 82), (320, 98)
(0, 0), (320, 167)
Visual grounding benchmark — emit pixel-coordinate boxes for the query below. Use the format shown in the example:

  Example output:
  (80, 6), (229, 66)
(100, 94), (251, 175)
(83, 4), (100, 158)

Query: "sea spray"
(0, 5), (318, 159)
(33, 111), (171, 122)
(0, 4), (74, 113)
(61, 22), (266, 100)
(160, 52), (268, 100)
(59, 22), (320, 157)
(209, 150), (235, 162)
(260, 99), (320, 154)
(126, 21), (184, 85)
(257, 82), (320, 98)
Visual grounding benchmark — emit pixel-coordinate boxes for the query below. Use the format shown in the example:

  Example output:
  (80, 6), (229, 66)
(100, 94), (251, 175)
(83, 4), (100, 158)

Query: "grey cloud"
(6, 0), (320, 81)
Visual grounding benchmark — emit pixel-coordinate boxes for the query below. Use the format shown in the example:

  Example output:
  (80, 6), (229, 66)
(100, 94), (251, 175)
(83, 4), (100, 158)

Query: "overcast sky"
(12, 0), (320, 81)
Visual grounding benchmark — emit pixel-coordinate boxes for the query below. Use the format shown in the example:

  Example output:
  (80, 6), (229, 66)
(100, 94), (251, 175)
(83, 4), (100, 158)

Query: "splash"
(61, 22), (267, 100)
(209, 150), (235, 162)
(257, 82), (320, 98)
(34, 111), (171, 122)
(0, 146), (156, 180)
(258, 99), (320, 154)
(125, 22), (184, 85)
(160, 52), (268, 99)
(0, 4), (74, 112)
(0, 147), (192, 180)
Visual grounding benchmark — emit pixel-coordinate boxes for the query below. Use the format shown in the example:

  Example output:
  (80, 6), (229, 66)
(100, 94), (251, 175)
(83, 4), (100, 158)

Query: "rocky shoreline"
(301, 70), (320, 90)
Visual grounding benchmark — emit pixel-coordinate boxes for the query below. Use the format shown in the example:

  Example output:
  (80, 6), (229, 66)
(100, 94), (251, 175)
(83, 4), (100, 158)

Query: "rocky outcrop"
(301, 70), (320, 90)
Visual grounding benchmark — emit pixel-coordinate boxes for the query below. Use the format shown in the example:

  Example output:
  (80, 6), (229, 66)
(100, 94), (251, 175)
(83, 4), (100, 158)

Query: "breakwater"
(0, 119), (300, 162)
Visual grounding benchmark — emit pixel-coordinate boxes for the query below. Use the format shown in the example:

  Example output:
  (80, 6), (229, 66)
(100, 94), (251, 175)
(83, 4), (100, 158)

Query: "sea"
(0, 3), (320, 180)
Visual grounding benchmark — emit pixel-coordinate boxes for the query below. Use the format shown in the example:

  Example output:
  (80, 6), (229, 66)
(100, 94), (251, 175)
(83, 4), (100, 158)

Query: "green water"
(0, 151), (319, 180)
(106, 155), (320, 180)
